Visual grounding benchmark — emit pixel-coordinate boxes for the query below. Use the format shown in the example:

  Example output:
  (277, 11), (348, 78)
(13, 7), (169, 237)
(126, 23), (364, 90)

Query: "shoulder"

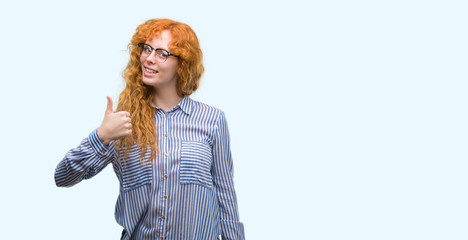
(188, 97), (225, 120)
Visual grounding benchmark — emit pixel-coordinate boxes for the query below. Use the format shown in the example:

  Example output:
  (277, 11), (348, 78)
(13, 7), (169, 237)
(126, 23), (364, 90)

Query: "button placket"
(160, 109), (171, 238)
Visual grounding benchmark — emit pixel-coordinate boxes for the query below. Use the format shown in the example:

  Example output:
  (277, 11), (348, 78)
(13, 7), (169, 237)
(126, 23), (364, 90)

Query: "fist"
(97, 96), (132, 145)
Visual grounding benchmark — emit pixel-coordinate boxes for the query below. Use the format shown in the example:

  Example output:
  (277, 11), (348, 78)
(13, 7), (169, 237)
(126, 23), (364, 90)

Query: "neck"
(153, 89), (183, 112)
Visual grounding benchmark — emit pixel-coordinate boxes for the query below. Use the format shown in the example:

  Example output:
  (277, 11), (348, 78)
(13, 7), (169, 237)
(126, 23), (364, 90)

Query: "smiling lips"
(143, 67), (158, 76)
(145, 67), (158, 73)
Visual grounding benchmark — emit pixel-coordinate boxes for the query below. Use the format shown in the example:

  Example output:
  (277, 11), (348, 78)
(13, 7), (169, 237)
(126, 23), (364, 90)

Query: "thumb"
(105, 96), (114, 114)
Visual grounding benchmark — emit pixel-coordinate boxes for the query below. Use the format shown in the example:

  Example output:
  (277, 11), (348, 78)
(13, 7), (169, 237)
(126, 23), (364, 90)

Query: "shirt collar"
(177, 95), (192, 115)
(152, 95), (192, 115)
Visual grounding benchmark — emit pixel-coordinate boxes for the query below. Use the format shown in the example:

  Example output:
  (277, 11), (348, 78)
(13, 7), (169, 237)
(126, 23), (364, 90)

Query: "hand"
(97, 96), (132, 145)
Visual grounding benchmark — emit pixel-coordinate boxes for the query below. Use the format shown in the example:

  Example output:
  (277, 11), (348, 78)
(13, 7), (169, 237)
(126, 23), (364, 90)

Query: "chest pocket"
(180, 141), (213, 188)
(119, 146), (153, 192)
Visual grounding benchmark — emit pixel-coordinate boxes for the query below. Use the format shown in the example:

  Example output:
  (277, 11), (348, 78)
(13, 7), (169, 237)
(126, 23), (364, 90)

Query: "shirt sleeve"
(54, 129), (117, 187)
(211, 111), (245, 240)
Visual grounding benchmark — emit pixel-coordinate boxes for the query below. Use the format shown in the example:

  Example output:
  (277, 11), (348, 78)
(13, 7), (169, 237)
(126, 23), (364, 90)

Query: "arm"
(211, 111), (245, 240)
(54, 129), (117, 187)
(55, 96), (131, 187)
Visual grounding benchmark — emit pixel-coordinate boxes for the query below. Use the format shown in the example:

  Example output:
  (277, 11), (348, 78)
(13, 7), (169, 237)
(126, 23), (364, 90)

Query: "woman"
(55, 19), (244, 240)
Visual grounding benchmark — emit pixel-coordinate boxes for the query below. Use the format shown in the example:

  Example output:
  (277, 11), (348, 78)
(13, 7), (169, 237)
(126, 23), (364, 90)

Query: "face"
(140, 30), (179, 92)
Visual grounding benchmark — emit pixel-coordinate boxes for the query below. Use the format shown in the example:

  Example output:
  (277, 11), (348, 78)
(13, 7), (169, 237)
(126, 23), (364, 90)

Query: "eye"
(157, 49), (171, 58)
(144, 45), (152, 53)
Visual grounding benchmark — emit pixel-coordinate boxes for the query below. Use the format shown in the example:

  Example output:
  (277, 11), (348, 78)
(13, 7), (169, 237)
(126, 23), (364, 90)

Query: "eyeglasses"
(138, 43), (179, 63)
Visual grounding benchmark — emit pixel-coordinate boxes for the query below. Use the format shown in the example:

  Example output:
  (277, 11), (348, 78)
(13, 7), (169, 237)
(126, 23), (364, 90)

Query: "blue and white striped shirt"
(55, 96), (244, 240)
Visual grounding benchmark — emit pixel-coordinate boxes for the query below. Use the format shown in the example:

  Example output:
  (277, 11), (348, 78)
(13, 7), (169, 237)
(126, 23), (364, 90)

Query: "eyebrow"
(144, 43), (170, 52)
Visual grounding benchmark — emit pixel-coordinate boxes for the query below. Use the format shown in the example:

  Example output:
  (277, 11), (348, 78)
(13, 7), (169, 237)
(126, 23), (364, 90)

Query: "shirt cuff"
(221, 219), (245, 240)
(88, 128), (113, 157)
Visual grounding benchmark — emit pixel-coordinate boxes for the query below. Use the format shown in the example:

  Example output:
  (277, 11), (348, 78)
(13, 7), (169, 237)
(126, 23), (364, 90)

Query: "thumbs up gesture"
(97, 96), (132, 145)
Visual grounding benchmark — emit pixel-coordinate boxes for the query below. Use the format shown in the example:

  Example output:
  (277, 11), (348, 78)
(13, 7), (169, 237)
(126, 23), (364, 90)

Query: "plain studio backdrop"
(0, 0), (467, 239)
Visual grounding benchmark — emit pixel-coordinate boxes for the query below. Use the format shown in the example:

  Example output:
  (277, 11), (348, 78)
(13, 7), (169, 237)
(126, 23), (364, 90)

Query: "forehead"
(145, 30), (173, 49)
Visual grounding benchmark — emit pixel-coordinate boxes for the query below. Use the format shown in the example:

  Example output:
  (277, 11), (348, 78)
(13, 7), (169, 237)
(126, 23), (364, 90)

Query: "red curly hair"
(116, 19), (204, 162)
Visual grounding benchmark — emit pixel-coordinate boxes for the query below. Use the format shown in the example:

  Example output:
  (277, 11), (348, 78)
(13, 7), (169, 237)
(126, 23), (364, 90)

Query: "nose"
(146, 50), (158, 64)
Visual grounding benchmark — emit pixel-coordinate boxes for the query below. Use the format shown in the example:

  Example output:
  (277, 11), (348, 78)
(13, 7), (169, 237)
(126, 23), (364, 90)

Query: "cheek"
(171, 65), (179, 76)
(171, 62), (179, 75)
(162, 63), (179, 76)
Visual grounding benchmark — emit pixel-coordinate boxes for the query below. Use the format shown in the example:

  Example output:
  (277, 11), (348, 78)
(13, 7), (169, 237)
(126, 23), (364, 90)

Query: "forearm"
(54, 129), (116, 187)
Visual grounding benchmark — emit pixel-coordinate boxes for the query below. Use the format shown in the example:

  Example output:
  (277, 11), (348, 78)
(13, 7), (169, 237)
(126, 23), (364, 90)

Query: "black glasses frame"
(137, 43), (179, 62)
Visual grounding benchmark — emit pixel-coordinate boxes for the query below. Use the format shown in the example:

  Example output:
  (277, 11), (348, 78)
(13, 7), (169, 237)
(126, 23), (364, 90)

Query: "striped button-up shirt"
(55, 96), (244, 240)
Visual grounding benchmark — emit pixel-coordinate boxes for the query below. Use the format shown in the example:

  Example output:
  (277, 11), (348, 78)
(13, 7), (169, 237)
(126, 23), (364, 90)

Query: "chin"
(142, 76), (157, 85)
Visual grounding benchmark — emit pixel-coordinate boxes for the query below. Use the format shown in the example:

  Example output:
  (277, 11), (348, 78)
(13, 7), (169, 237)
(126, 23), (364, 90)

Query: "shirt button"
(164, 195), (167, 199)
(101, 150), (105, 153)
(160, 237), (163, 240)
(164, 175), (168, 179)
(162, 216), (166, 220)
(164, 133), (167, 137)
(165, 114), (168, 118)
(165, 153), (168, 157)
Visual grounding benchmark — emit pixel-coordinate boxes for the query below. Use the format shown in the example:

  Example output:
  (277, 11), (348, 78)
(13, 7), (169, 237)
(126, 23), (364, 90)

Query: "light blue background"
(1, 0), (467, 239)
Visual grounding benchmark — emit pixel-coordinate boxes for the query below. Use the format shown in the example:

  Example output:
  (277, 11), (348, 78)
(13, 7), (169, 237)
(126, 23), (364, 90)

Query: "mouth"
(143, 67), (158, 75)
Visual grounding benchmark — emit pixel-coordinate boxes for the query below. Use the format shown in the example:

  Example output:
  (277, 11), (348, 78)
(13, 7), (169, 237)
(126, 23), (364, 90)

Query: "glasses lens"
(138, 44), (170, 63)
(155, 49), (168, 63)
(138, 44), (147, 56)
